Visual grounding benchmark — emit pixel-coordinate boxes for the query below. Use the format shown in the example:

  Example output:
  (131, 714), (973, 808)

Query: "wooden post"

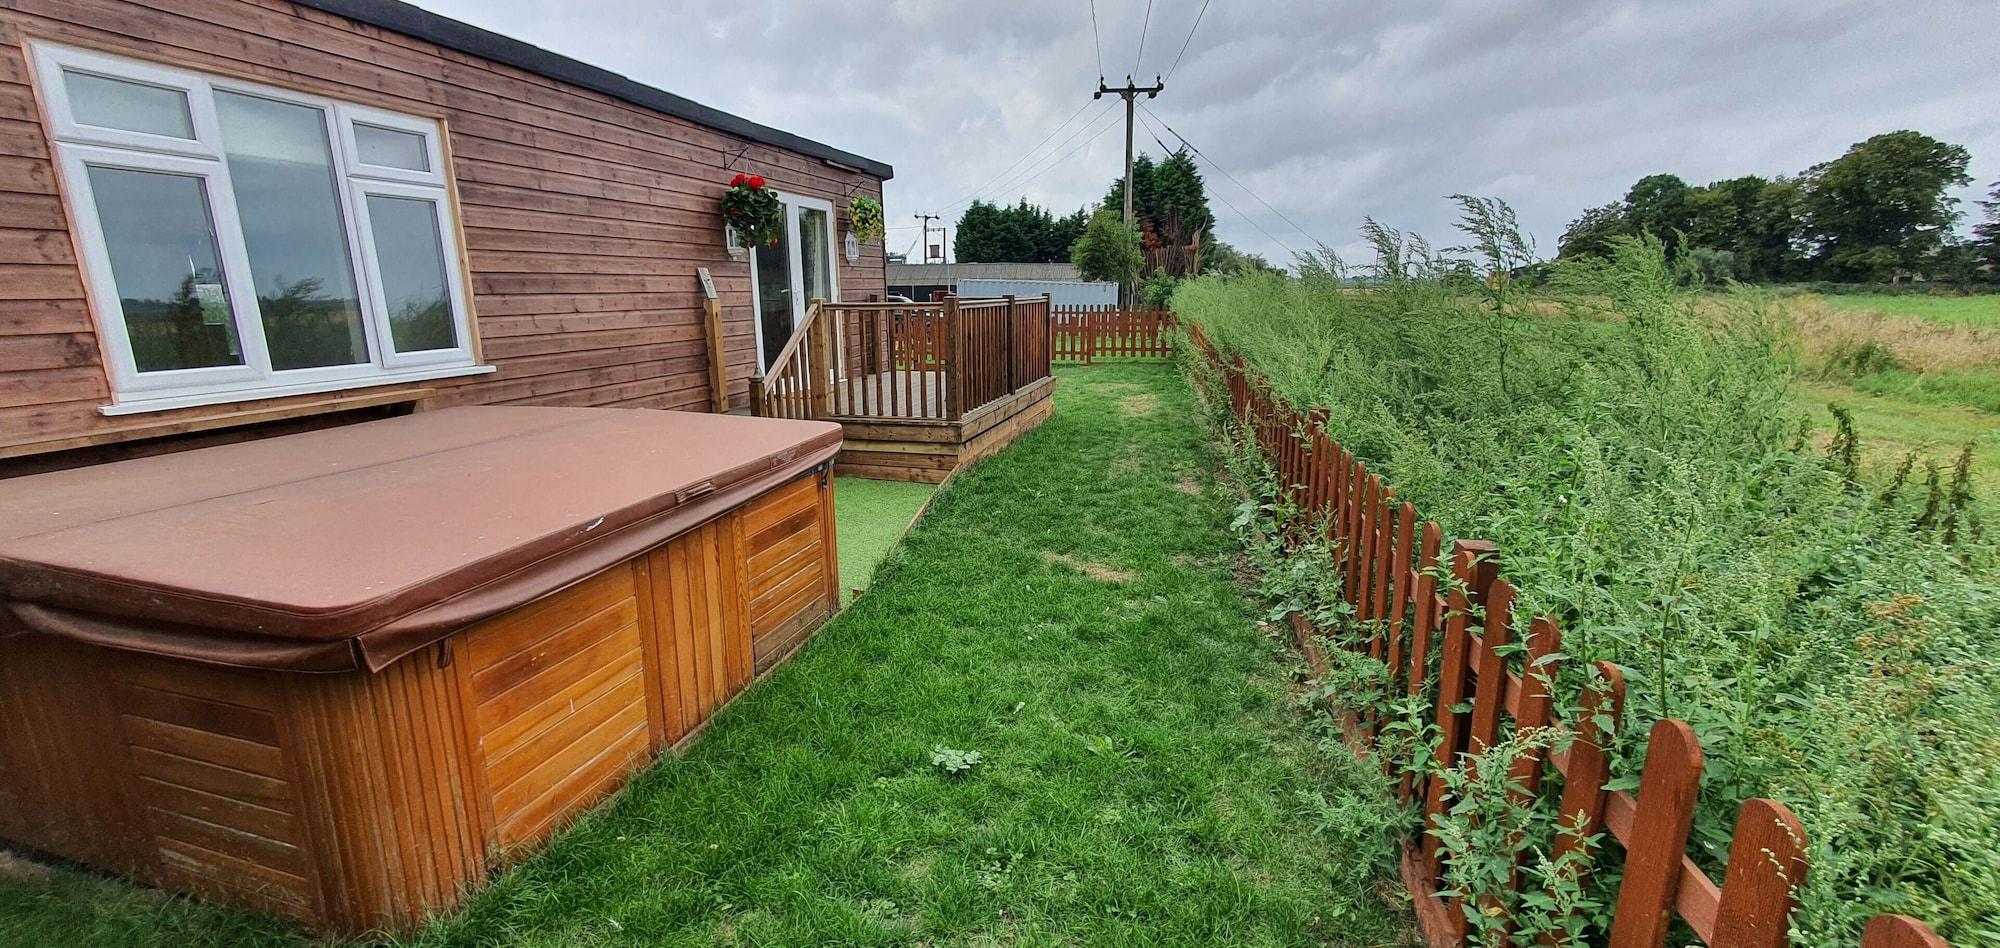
(813, 302), (837, 417)
(1003, 294), (1016, 395)
(1048, 290), (1064, 380)
(696, 268), (729, 413)
(749, 374), (766, 417)
(802, 301), (828, 417)
(943, 297), (964, 420)
(702, 296), (727, 413)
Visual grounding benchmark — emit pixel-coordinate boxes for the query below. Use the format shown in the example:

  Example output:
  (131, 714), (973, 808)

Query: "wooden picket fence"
(1187, 322), (1950, 948)
(1050, 306), (1176, 363)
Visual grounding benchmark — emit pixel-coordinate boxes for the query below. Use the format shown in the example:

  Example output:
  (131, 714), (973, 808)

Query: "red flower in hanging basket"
(721, 172), (781, 248)
(768, 238), (777, 246)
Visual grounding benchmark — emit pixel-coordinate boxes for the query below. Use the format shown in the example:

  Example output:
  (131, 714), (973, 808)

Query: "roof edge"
(291, 0), (894, 180)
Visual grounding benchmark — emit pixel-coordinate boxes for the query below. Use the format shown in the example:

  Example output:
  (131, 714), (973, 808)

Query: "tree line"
(1559, 129), (2000, 284)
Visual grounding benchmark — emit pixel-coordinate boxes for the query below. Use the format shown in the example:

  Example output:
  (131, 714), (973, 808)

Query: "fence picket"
(1607, 720), (1705, 948)
(1863, 917), (1953, 948)
(1710, 799), (1807, 948)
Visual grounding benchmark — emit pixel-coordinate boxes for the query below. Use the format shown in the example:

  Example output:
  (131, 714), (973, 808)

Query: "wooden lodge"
(0, 0), (1049, 935)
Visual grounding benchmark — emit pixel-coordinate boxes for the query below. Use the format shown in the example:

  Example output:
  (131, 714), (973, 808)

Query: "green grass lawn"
(1793, 379), (2000, 499)
(832, 476), (937, 604)
(1809, 291), (2000, 328)
(0, 364), (1413, 948)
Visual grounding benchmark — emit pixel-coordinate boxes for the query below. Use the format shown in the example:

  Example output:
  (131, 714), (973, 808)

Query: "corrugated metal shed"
(956, 278), (1118, 307)
(885, 262), (1082, 284)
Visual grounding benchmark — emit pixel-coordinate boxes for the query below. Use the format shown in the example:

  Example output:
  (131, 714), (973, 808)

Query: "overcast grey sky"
(410, 0), (2000, 266)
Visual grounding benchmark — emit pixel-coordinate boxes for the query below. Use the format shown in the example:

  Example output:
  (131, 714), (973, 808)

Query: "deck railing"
(752, 295), (1053, 424)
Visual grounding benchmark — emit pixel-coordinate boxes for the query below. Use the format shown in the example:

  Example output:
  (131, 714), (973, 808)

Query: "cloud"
(407, 0), (2000, 265)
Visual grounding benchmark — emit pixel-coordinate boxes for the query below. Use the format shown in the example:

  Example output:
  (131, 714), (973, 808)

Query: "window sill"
(98, 364), (497, 417)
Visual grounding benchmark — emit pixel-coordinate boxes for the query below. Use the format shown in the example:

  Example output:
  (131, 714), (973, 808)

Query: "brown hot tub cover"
(0, 407), (841, 672)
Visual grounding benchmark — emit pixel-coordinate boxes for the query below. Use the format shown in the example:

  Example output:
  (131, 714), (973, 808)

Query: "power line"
(1141, 103), (1324, 248)
(1164, 0), (1214, 81)
(1136, 109), (1297, 259)
(1089, 0), (1105, 79)
(1133, 0), (1154, 74)
(987, 110), (1127, 200)
(936, 99), (1098, 214)
(941, 102), (1121, 216)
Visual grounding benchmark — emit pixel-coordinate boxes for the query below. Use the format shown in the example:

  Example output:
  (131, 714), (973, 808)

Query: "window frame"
(30, 41), (486, 414)
(347, 179), (476, 370)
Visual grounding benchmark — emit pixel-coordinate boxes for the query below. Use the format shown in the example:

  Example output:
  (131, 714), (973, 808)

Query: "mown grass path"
(1, 364), (1412, 948)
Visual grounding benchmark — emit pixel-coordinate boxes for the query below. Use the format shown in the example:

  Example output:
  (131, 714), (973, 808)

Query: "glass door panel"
(755, 223), (792, 371)
(799, 206), (832, 306)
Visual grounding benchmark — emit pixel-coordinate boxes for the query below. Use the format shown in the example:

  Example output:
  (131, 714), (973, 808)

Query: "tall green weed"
(1180, 206), (2000, 944)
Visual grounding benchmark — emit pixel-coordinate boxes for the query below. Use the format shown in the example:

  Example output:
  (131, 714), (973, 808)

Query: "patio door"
(752, 194), (838, 372)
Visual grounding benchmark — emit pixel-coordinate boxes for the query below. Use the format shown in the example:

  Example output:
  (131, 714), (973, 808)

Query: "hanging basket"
(847, 196), (884, 244)
(721, 174), (782, 249)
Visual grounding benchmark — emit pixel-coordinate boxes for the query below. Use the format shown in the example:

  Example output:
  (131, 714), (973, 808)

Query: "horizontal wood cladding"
(460, 566), (651, 852)
(109, 658), (313, 917)
(0, 0), (886, 460)
(741, 473), (836, 671)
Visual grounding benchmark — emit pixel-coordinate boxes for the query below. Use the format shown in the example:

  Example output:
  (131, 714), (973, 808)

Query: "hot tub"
(0, 406), (843, 933)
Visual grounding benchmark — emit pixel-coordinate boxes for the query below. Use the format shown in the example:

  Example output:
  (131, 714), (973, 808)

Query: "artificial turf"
(832, 476), (938, 605)
(0, 364), (1415, 947)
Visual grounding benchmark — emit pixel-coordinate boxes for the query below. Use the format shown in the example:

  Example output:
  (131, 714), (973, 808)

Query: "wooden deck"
(833, 376), (1056, 482)
(755, 299), (1058, 483)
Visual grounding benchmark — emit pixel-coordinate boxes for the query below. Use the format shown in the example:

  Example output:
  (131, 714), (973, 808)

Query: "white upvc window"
(31, 42), (489, 414)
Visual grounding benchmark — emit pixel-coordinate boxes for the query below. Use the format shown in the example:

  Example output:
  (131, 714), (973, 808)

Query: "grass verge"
(0, 364), (1414, 948)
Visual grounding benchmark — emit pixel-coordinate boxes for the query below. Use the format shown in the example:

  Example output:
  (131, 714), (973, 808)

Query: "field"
(1778, 291), (2000, 499)
(0, 366), (1416, 948)
(1804, 290), (2000, 328)
(1176, 234), (2000, 945)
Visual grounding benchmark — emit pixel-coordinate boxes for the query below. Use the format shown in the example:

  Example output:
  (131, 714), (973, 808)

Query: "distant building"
(887, 262), (1116, 306)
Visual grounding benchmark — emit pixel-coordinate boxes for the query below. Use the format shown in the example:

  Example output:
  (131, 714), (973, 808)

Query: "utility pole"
(1095, 75), (1164, 230)
(914, 213), (941, 263)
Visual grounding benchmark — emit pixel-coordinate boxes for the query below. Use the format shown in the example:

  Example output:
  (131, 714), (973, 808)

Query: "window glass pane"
(215, 92), (369, 371)
(63, 70), (195, 139)
(799, 207), (832, 305)
(365, 195), (457, 353)
(353, 122), (429, 172)
(84, 166), (244, 372)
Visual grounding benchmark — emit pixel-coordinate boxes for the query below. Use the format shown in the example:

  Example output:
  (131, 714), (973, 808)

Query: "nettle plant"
(722, 173), (782, 248)
(1184, 198), (2000, 941)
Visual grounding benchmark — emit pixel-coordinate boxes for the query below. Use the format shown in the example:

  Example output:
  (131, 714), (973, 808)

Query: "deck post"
(1003, 295), (1016, 396)
(749, 374), (765, 417)
(809, 301), (834, 417)
(944, 297), (964, 421)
